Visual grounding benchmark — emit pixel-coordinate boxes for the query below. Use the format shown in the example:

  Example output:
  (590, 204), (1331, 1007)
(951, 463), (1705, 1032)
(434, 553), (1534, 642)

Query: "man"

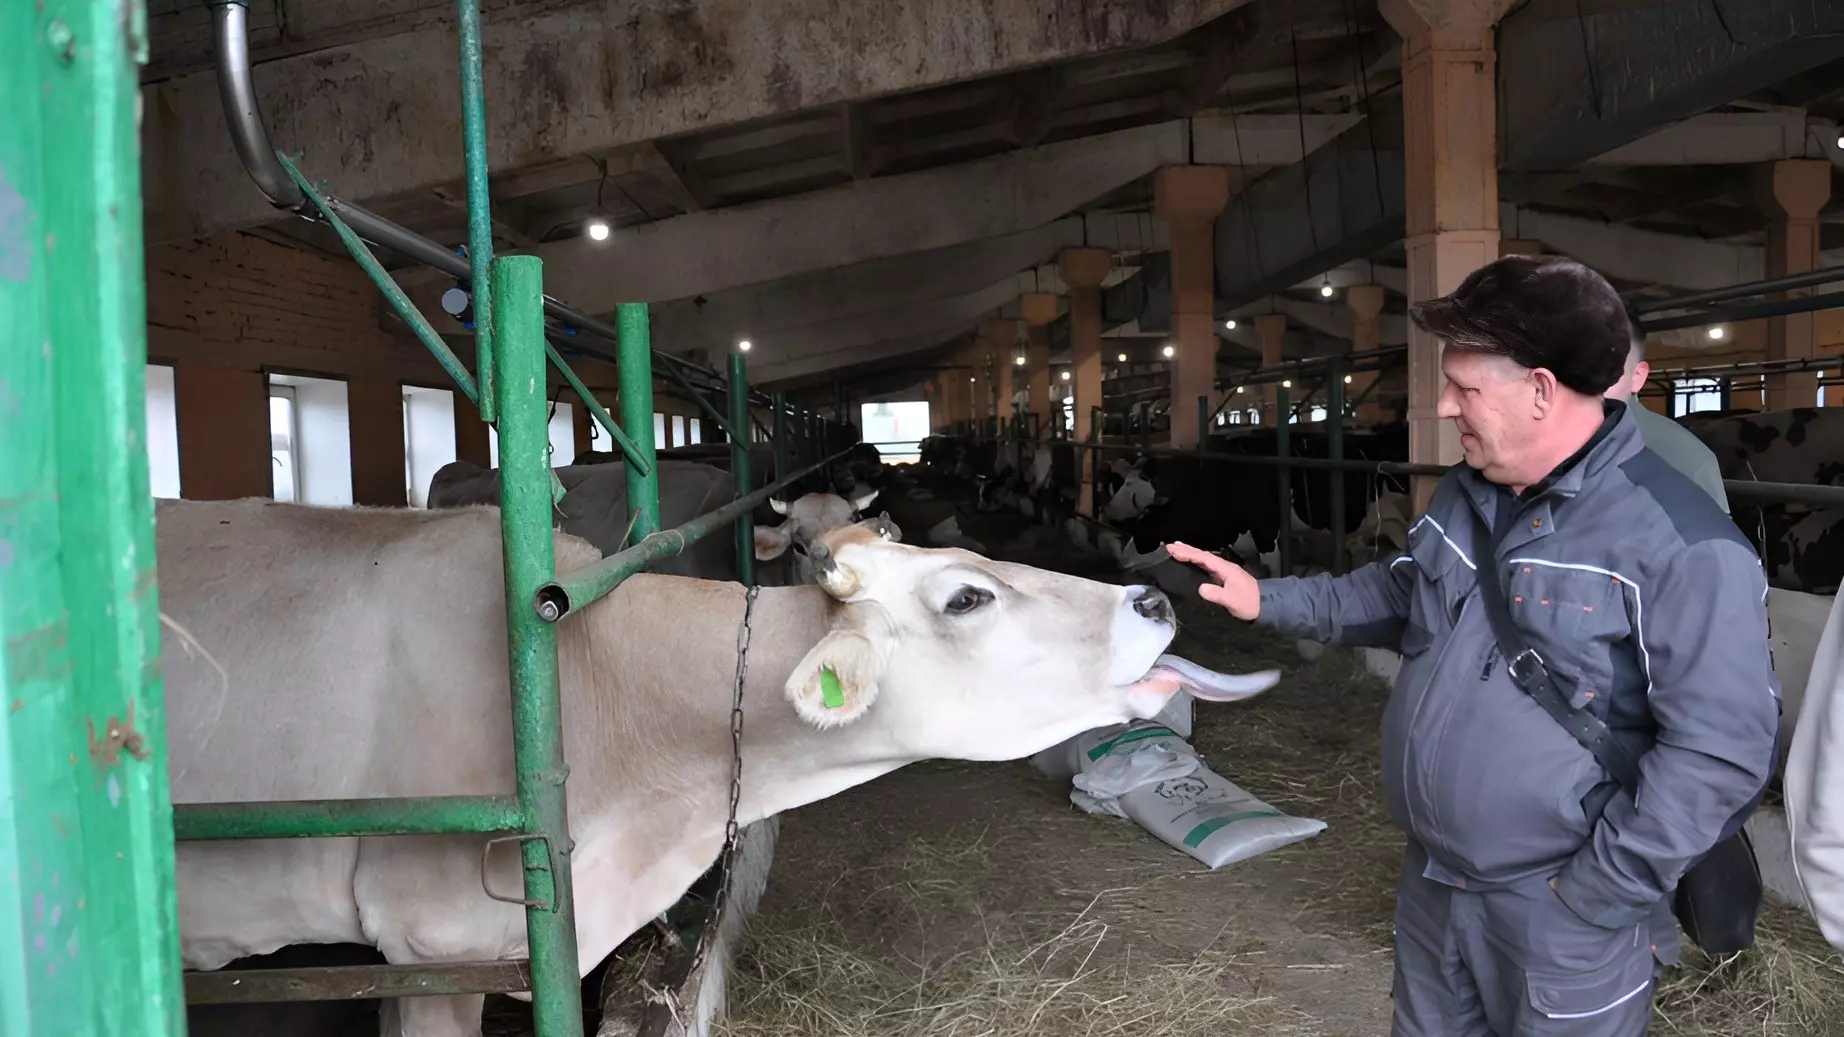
(1166, 254), (1780, 1036)
(1606, 316), (1729, 513)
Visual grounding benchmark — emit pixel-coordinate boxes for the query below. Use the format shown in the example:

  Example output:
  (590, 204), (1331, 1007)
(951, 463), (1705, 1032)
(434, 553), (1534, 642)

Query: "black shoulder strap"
(1470, 511), (1643, 792)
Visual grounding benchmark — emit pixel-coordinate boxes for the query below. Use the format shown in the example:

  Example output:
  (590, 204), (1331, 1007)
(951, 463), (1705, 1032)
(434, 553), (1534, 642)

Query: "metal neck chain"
(681, 581), (756, 983)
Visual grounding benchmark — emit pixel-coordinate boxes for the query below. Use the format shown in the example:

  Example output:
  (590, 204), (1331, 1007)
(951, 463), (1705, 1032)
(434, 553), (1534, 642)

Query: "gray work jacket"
(1256, 402), (1780, 929)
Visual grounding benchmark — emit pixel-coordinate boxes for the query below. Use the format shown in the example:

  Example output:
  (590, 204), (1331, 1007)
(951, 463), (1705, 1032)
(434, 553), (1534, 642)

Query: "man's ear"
(1529, 367), (1561, 416)
(754, 523), (792, 561)
(1631, 359), (1650, 395)
(785, 607), (893, 728)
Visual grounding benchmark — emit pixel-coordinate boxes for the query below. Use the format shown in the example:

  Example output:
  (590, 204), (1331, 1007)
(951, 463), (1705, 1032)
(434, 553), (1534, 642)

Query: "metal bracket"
(480, 833), (557, 911)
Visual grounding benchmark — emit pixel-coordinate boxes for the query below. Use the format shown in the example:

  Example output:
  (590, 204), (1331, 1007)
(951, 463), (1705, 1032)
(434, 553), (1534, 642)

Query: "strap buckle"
(1507, 648), (1545, 683)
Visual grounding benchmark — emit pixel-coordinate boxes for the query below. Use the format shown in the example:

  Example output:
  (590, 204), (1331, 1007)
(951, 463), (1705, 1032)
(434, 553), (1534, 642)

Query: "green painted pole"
(456, 0), (495, 422)
(491, 256), (584, 1037)
(729, 354), (756, 587)
(174, 795), (524, 841)
(1328, 359), (1346, 576)
(1275, 384), (1292, 578)
(617, 303), (661, 542)
(1, 1), (188, 1031)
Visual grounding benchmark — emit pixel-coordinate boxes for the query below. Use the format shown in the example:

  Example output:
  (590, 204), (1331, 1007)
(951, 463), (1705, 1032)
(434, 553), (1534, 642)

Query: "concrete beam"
(647, 221), (1085, 357)
(535, 121), (1191, 307)
(141, 0), (1251, 243)
(1502, 203), (1762, 292)
(1498, 0), (1844, 173)
(753, 328), (973, 385)
(1586, 111), (1843, 168)
(1215, 95), (1406, 308)
(715, 276), (1025, 375)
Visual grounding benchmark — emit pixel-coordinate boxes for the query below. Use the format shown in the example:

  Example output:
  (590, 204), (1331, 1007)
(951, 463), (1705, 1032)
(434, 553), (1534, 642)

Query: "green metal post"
(1, 1), (188, 1032)
(1328, 360), (1346, 576)
(491, 256), (584, 1037)
(617, 303), (661, 542)
(456, 0), (495, 422)
(729, 354), (756, 587)
(1275, 384), (1293, 577)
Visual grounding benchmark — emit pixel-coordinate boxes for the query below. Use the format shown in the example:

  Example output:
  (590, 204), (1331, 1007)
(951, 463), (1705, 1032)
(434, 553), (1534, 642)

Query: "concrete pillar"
(174, 363), (272, 500)
(988, 317), (1021, 429)
(1154, 166), (1231, 447)
(1254, 314), (1288, 426)
(1061, 247), (1111, 513)
(968, 333), (993, 432)
(1756, 159), (1832, 410)
(1382, 0), (1513, 508)
(1345, 285), (1392, 425)
(455, 396), (492, 468)
(1022, 291), (1057, 435)
(349, 377), (409, 507)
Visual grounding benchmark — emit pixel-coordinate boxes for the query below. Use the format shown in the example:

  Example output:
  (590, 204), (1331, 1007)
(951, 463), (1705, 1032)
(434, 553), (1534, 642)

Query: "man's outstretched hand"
(1165, 541), (1261, 621)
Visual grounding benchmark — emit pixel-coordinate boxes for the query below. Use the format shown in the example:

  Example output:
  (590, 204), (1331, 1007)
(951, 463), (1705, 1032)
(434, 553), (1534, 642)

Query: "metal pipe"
(617, 304), (662, 543)
(1630, 265), (1844, 315)
(1327, 359), (1346, 576)
(211, 2), (303, 209)
(729, 353), (756, 588)
(544, 338), (648, 475)
(173, 794), (523, 841)
(773, 392), (791, 583)
(536, 448), (859, 620)
(1637, 290), (1844, 333)
(1275, 384), (1292, 576)
(656, 354), (740, 442)
(491, 256), (585, 1034)
(456, 0), (496, 422)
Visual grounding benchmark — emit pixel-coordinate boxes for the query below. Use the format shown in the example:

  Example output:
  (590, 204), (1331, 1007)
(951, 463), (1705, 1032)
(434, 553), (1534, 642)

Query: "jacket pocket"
(1522, 954), (1653, 1029)
(1503, 560), (1626, 709)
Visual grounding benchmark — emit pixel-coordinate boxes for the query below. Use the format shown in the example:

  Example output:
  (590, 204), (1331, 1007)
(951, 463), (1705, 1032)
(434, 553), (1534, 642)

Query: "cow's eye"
(943, 587), (993, 615)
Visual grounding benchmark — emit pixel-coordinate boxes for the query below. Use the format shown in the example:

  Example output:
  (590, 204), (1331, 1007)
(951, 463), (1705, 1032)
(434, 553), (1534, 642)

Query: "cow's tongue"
(1137, 653), (1281, 702)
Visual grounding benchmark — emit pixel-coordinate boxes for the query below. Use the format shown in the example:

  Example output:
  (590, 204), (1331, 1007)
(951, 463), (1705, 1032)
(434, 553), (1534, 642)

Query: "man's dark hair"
(1407, 254), (1633, 397)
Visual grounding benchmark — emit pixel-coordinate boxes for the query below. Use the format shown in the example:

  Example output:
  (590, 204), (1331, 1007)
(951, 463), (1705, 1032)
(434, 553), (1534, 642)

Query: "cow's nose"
(1131, 586), (1173, 624)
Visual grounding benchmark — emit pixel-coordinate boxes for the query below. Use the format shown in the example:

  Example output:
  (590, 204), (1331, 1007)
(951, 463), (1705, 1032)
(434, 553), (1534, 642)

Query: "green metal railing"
(2, 3), (190, 1033)
(159, 1), (847, 1032)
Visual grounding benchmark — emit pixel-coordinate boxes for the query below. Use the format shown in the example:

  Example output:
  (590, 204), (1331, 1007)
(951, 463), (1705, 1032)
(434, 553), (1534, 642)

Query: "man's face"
(1436, 347), (1539, 484)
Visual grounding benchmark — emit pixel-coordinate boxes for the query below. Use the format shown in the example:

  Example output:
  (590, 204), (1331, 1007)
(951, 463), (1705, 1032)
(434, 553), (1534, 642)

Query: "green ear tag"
(820, 667), (845, 709)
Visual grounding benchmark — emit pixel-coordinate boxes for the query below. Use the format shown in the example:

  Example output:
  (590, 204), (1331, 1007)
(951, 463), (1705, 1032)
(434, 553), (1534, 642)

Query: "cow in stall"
(1687, 407), (1844, 595)
(1096, 424), (1413, 595)
(160, 501), (1283, 1037)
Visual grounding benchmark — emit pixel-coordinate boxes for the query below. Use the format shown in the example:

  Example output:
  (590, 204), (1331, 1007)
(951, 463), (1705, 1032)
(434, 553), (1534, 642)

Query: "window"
(486, 399), (577, 468)
(1309, 405), (1328, 423)
(270, 374), (352, 506)
(689, 418), (702, 445)
(144, 363), (180, 498)
(654, 412), (666, 447)
(1671, 378), (1723, 417)
(1246, 408), (1259, 424)
(671, 415), (686, 447)
(403, 385), (457, 507)
(859, 401), (930, 463)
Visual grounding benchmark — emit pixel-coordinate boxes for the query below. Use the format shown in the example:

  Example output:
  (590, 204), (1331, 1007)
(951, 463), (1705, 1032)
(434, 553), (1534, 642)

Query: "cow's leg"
(378, 993), (483, 1037)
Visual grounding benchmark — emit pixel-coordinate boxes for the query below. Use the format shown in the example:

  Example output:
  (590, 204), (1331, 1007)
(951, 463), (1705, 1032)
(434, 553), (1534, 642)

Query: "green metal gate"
(3, 1), (850, 1033)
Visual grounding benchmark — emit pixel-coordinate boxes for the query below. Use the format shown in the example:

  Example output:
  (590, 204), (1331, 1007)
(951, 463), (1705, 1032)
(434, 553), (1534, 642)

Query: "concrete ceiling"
(142, 0), (1844, 408)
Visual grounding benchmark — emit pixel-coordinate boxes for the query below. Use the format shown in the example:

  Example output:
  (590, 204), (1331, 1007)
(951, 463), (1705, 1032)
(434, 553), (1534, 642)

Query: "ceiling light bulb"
(1282, 379), (1292, 389)
(1014, 355), (1026, 365)
(1319, 283), (1335, 298)
(1162, 344), (1176, 358)
(1708, 326), (1726, 341)
(738, 339), (752, 352)
(1117, 352), (1128, 362)
(586, 219), (611, 242)
(1061, 370), (1071, 381)
(1344, 374), (1353, 384)
(1235, 385), (1244, 394)
(1224, 319), (1237, 330)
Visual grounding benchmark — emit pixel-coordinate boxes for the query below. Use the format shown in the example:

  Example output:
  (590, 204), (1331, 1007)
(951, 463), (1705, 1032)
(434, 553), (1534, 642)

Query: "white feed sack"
(1056, 721), (1327, 870)
(1029, 693), (1192, 783)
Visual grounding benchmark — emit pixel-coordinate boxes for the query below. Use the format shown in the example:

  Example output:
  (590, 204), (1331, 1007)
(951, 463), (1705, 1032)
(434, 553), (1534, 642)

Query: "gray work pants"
(1390, 843), (1677, 1037)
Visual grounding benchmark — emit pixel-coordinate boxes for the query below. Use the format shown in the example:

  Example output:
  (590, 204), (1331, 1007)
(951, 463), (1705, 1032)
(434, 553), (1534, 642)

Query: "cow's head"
(754, 490), (882, 582)
(783, 524), (1280, 759)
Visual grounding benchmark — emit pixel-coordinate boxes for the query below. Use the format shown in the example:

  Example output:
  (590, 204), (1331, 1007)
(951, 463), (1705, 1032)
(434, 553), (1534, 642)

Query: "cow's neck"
(560, 576), (911, 836)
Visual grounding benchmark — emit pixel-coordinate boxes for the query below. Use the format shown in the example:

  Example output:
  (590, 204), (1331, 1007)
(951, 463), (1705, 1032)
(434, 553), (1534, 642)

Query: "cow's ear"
(785, 607), (892, 729)
(769, 498), (792, 516)
(851, 488), (879, 513)
(754, 523), (792, 561)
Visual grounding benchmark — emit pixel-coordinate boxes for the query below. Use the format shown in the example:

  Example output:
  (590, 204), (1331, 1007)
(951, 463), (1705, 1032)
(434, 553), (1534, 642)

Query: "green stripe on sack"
(1086, 726), (1178, 761)
(1181, 811), (1284, 848)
